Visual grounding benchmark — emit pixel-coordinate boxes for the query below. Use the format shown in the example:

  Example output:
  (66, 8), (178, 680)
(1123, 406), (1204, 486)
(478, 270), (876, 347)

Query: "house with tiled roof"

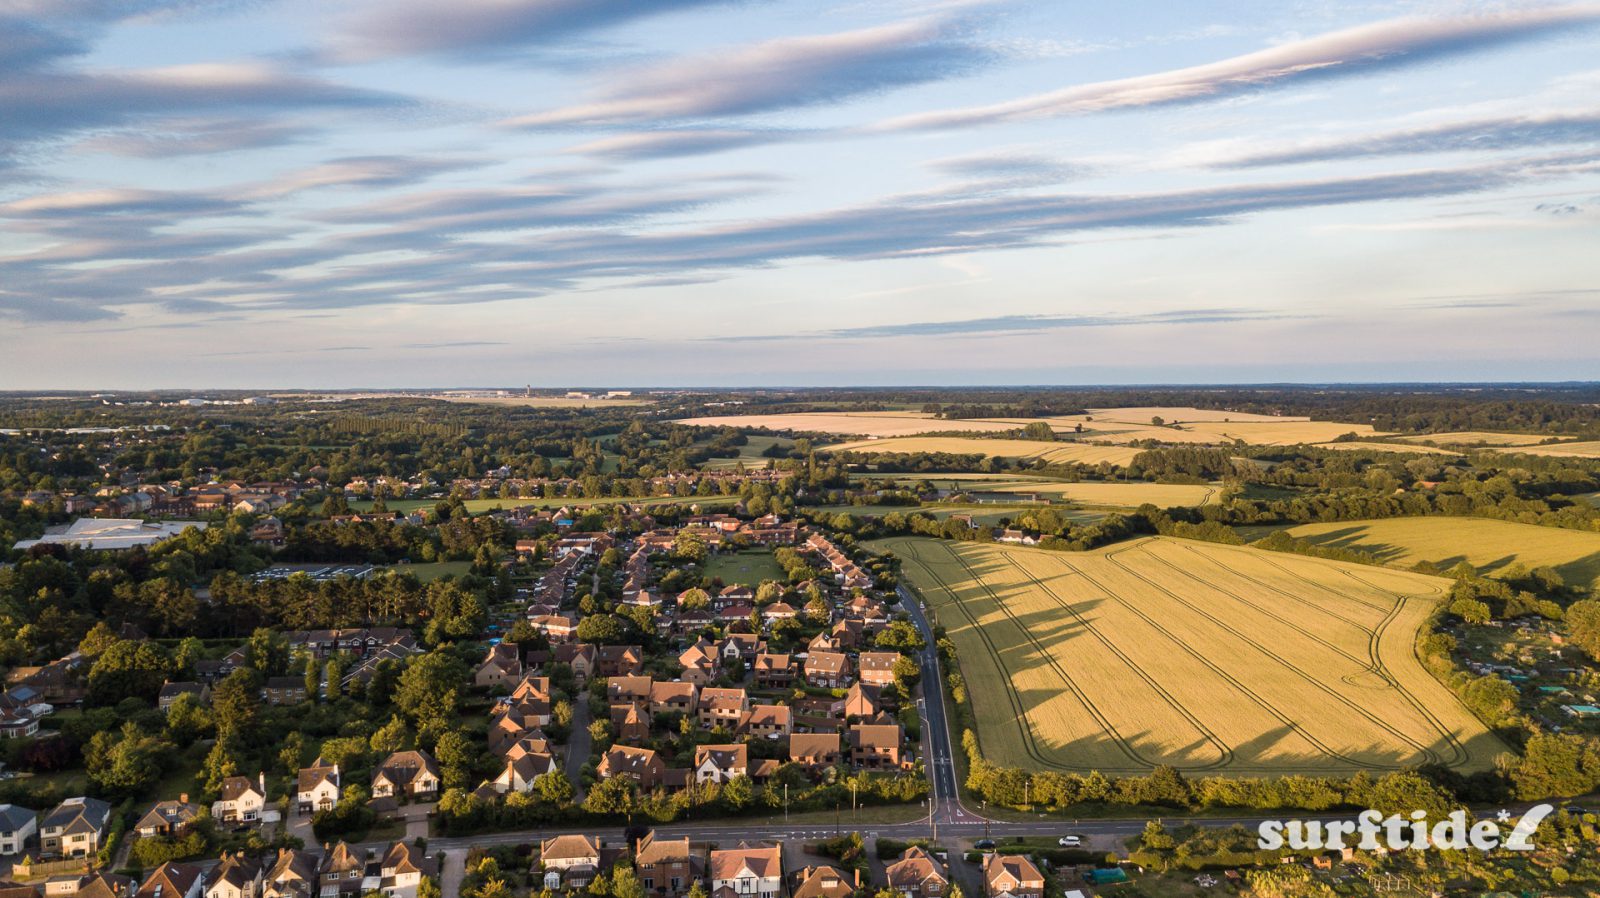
(634, 832), (701, 898)
(886, 847), (948, 898)
(212, 775), (268, 828)
(297, 760), (340, 814)
(40, 797), (110, 859)
(787, 733), (841, 773)
(0, 804), (36, 856)
(691, 745), (748, 784)
(135, 797), (200, 838)
(205, 852), (262, 898)
(371, 751), (439, 801)
(752, 654), (794, 689)
(804, 652), (851, 688)
(135, 862), (204, 898)
(857, 652), (901, 688)
(982, 855), (1043, 898)
(697, 687), (748, 730)
(709, 843), (782, 898)
(736, 704), (792, 739)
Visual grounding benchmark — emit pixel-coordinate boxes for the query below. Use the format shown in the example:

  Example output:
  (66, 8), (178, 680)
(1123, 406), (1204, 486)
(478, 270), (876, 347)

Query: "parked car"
(1057, 835), (1082, 847)
(974, 839), (996, 851)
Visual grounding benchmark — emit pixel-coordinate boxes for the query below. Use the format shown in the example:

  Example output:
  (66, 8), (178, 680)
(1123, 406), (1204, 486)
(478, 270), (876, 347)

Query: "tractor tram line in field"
(898, 539), (1163, 774)
(882, 535), (1504, 778)
(1099, 541), (1449, 769)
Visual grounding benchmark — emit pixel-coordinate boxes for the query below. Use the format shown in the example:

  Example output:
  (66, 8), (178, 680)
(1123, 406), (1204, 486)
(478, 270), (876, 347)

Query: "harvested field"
(1264, 517), (1600, 589)
(957, 480), (1220, 507)
(819, 504), (1106, 526)
(675, 411), (1019, 438)
(826, 437), (1141, 467)
(880, 536), (1503, 775)
(1496, 440), (1600, 459)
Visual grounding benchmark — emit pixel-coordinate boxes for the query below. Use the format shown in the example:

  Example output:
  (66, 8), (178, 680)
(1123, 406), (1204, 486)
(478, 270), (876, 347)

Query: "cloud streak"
(1206, 109), (1600, 167)
(878, 5), (1600, 130)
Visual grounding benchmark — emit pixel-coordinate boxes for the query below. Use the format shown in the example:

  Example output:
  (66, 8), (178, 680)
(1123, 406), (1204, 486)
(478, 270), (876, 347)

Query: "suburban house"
(262, 677), (308, 706)
(40, 797), (111, 858)
(752, 654), (794, 688)
(0, 804), (36, 856)
(157, 681), (208, 712)
(736, 704), (792, 739)
(319, 841), (364, 898)
(697, 687), (748, 730)
(371, 751), (440, 801)
(787, 734), (841, 773)
(539, 835), (604, 890)
(803, 652), (851, 688)
(710, 843), (783, 898)
(691, 745), (748, 784)
(849, 724), (906, 770)
(551, 642), (594, 679)
(262, 848), (320, 898)
(791, 866), (855, 898)
(982, 855), (1044, 898)
(635, 832), (700, 898)
(678, 641), (719, 685)
(597, 746), (670, 791)
(492, 752), (558, 794)
(843, 683), (883, 720)
(886, 847), (948, 898)
(596, 645), (645, 678)
(135, 797), (200, 837)
(212, 775), (269, 828)
(648, 681), (697, 717)
(474, 643), (522, 689)
(205, 852), (263, 898)
(377, 841), (435, 897)
(136, 862), (205, 898)
(856, 653), (901, 688)
(297, 759), (341, 814)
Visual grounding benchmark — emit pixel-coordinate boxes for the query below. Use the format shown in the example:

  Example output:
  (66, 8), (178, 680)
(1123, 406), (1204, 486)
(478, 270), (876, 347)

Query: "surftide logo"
(1257, 805), (1554, 852)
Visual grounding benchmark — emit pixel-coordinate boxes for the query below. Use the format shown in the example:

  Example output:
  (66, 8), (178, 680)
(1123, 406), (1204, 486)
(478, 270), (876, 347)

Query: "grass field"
(704, 548), (786, 585)
(701, 435), (793, 470)
(818, 504), (1107, 526)
(880, 536), (1503, 775)
(1259, 517), (1600, 589)
(385, 561), (472, 581)
(826, 437), (1141, 467)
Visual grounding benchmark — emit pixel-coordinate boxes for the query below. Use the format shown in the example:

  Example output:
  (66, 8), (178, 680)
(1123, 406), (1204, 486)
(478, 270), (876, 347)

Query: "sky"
(2, 0), (1599, 389)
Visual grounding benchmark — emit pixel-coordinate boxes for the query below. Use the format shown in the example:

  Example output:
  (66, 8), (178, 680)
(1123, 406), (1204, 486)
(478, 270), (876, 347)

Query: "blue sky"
(2, 0), (1599, 388)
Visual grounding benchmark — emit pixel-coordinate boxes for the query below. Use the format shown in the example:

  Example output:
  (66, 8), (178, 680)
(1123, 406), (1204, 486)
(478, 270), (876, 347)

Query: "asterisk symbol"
(1496, 809), (1512, 822)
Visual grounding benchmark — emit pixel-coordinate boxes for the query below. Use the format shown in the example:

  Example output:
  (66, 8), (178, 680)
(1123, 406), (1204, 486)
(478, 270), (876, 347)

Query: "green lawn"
(701, 435), (793, 471)
(384, 561), (471, 581)
(704, 548), (788, 586)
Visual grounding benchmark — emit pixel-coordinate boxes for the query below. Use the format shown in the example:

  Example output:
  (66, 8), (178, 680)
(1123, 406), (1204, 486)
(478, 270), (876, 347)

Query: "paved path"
(439, 847), (466, 898)
(564, 693), (592, 802)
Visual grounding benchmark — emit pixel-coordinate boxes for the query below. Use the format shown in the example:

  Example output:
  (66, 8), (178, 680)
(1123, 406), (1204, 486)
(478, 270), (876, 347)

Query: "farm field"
(704, 548), (787, 585)
(676, 411), (1020, 437)
(1260, 517), (1600, 589)
(879, 536), (1503, 775)
(1496, 440), (1600, 459)
(437, 395), (651, 407)
(349, 494), (737, 514)
(826, 437), (1141, 467)
(818, 504), (1106, 526)
(1311, 441), (1463, 455)
(1392, 431), (1550, 446)
(957, 480), (1221, 507)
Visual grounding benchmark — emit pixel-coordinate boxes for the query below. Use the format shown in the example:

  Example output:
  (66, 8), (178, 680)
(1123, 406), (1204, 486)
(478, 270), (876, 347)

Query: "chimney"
(179, 793), (188, 805)
(854, 870), (860, 888)
(260, 772), (266, 793)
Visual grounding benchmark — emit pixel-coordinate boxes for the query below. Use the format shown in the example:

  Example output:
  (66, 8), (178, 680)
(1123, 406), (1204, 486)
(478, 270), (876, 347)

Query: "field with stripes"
(879, 536), (1505, 776)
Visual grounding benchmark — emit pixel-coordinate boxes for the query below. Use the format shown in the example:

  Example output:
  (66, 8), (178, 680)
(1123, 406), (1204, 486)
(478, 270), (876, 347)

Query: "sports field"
(881, 536), (1503, 775)
(1263, 517), (1600, 589)
(826, 437), (1141, 467)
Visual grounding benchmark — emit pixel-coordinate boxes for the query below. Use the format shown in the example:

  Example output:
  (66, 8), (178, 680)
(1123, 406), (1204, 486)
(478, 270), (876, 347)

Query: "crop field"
(438, 396), (651, 407)
(1392, 431), (1550, 447)
(818, 504), (1107, 526)
(1496, 440), (1600, 459)
(1311, 441), (1463, 455)
(675, 411), (1020, 437)
(1263, 517), (1600, 589)
(956, 480), (1220, 507)
(880, 536), (1503, 775)
(701, 435), (793, 470)
(826, 437), (1142, 467)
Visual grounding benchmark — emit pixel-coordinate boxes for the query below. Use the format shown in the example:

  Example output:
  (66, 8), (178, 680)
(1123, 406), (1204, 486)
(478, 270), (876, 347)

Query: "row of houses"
(295, 751), (440, 815)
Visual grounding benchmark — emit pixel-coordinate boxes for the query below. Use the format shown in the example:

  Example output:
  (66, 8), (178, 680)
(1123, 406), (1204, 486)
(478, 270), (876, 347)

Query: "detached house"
(40, 797), (110, 859)
(371, 751), (440, 801)
(804, 653), (851, 689)
(297, 759), (341, 814)
(886, 847), (948, 898)
(0, 804), (36, 856)
(212, 775), (268, 828)
(848, 724), (906, 770)
(787, 734), (840, 773)
(136, 796), (200, 838)
(474, 643), (522, 689)
(678, 641), (719, 686)
(856, 653), (900, 688)
(635, 832), (700, 898)
(319, 842), (364, 898)
(597, 746), (669, 792)
(206, 852), (263, 898)
(982, 856), (1043, 898)
(752, 654), (794, 688)
(136, 862), (205, 898)
(710, 843), (783, 898)
(697, 687), (747, 730)
(539, 835), (604, 890)
(377, 841), (435, 896)
(691, 745), (748, 784)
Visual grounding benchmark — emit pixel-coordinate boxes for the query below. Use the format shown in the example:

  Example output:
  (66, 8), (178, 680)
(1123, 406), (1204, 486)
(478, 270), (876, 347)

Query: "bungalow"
(886, 847), (947, 898)
(691, 745), (748, 784)
(856, 653), (900, 688)
(297, 759), (340, 814)
(136, 797), (200, 838)
(804, 653), (851, 689)
(982, 856), (1044, 898)
(371, 751), (440, 801)
(709, 843), (783, 898)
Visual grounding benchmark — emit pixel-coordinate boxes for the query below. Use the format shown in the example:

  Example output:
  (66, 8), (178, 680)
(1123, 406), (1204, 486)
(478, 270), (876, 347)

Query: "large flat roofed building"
(14, 518), (206, 552)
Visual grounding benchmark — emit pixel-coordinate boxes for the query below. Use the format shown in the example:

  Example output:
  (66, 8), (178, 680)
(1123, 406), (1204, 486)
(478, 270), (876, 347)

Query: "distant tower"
(525, 384), (532, 397)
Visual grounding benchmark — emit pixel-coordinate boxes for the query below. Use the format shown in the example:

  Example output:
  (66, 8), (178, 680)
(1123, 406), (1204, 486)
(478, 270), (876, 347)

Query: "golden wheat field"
(954, 480), (1221, 507)
(1311, 441), (1463, 455)
(675, 411), (1020, 437)
(826, 437), (1142, 467)
(1266, 517), (1600, 589)
(1392, 431), (1551, 447)
(1496, 440), (1600, 459)
(880, 536), (1504, 776)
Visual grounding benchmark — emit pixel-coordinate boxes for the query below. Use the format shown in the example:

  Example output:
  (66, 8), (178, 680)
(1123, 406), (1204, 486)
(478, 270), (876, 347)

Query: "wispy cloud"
(711, 308), (1309, 342)
(1205, 109), (1600, 167)
(506, 15), (994, 129)
(878, 5), (1600, 131)
(325, 0), (740, 63)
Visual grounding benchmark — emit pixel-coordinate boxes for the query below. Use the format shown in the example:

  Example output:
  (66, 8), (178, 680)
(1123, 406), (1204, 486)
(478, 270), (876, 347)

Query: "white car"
(1057, 835), (1082, 847)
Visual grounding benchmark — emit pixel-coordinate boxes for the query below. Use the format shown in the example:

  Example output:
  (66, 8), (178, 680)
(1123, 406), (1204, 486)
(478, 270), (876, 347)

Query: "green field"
(880, 536), (1503, 776)
(819, 504), (1105, 526)
(701, 435), (793, 470)
(704, 548), (787, 585)
(385, 561), (472, 581)
(1257, 517), (1600, 589)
